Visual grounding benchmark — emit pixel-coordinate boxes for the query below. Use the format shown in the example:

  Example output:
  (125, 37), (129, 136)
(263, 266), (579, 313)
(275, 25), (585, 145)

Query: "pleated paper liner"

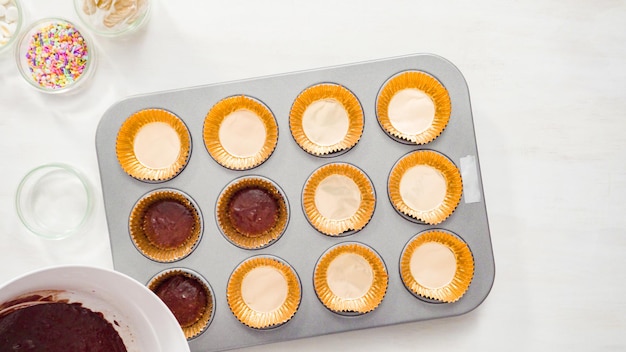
(203, 95), (278, 170)
(216, 176), (289, 250)
(376, 71), (451, 144)
(388, 150), (462, 225)
(116, 109), (191, 182)
(289, 83), (364, 156)
(302, 163), (375, 236)
(227, 256), (301, 329)
(129, 189), (202, 262)
(147, 268), (215, 339)
(314, 243), (388, 315)
(400, 230), (474, 303)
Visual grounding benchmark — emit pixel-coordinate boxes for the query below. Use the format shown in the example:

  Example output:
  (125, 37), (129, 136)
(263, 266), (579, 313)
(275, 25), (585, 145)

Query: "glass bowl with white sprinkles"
(73, 0), (151, 37)
(0, 0), (23, 55)
(15, 18), (96, 94)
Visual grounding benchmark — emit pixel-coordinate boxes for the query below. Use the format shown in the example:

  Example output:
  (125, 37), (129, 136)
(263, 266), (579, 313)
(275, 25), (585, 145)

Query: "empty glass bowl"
(16, 163), (94, 240)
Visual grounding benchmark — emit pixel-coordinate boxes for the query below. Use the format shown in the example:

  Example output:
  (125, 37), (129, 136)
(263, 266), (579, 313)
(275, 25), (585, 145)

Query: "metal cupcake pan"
(95, 53), (495, 352)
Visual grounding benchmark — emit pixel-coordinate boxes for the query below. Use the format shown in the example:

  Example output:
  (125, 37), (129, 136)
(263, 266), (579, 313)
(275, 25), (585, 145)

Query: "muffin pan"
(95, 53), (495, 352)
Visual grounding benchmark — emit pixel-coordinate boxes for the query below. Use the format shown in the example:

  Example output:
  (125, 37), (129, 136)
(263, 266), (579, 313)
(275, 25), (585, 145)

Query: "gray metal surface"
(95, 53), (495, 352)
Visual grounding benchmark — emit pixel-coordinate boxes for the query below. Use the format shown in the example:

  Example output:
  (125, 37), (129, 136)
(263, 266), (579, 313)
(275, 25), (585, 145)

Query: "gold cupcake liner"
(289, 84), (364, 156)
(116, 109), (191, 182)
(129, 189), (202, 262)
(314, 243), (388, 314)
(302, 163), (375, 236)
(400, 230), (474, 303)
(388, 150), (462, 225)
(216, 177), (288, 249)
(376, 71), (451, 144)
(227, 256), (301, 329)
(203, 95), (278, 170)
(147, 268), (214, 339)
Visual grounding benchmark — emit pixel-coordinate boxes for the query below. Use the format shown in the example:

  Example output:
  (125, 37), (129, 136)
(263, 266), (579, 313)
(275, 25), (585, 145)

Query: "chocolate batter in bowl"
(0, 266), (189, 352)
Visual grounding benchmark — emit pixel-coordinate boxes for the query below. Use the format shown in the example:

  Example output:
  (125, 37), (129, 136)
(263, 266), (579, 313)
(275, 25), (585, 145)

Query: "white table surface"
(1, 1), (625, 351)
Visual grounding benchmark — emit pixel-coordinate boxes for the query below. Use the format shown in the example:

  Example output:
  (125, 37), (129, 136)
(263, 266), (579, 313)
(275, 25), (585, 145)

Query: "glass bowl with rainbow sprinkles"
(15, 18), (96, 94)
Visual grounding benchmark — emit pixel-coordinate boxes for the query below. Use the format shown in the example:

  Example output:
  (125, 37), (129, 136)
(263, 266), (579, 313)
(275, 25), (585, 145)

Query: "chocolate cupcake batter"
(0, 302), (127, 352)
(154, 274), (208, 327)
(143, 199), (195, 249)
(227, 187), (279, 237)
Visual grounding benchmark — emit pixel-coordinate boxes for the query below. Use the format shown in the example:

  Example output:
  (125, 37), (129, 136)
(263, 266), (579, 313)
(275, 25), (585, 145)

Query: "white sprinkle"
(5, 5), (17, 23)
(0, 0), (9, 6)
(0, 5), (7, 18)
(0, 21), (10, 37)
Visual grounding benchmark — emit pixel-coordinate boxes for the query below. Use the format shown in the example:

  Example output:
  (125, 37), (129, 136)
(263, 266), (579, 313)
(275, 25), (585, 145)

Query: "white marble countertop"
(1, 0), (624, 350)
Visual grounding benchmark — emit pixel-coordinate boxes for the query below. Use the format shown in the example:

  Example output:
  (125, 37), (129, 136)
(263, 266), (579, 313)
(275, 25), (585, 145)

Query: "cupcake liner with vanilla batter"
(376, 71), (451, 144)
(313, 242), (388, 315)
(227, 256), (301, 329)
(388, 150), (462, 225)
(116, 109), (191, 182)
(203, 95), (278, 170)
(302, 163), (375, 236)
(290, 83), (363, 156)
(400, 230), (474, 303)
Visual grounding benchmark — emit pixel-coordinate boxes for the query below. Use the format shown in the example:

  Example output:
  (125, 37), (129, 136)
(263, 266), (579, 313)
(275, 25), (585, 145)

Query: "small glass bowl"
(15, 18), (96, 94)
(16, 163), (94, 240)
(73, 0), (151, 37)
(0, 0), (23, 56)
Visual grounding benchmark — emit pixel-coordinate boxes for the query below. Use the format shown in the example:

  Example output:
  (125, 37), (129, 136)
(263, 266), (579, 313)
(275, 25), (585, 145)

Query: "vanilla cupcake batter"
(219, 109), (267, 157)
(241, 266), (288, 313)
(399, 164), (447, 211)
(388, 88), (435, 135)
(326, 253), (374, 300)
(314, 174), (361, 221)
(133, 122), (181, 169)
(302, 99), (350, 146)
(410, 242), (457, 289)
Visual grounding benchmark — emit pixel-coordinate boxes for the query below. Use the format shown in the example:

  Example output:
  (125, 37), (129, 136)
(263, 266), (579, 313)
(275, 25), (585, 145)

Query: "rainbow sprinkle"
(25, 21), (89, 90)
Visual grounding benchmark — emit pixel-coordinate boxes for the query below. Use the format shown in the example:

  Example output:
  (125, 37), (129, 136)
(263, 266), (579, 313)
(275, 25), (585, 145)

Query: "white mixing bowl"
(0, 265), (190, 352)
